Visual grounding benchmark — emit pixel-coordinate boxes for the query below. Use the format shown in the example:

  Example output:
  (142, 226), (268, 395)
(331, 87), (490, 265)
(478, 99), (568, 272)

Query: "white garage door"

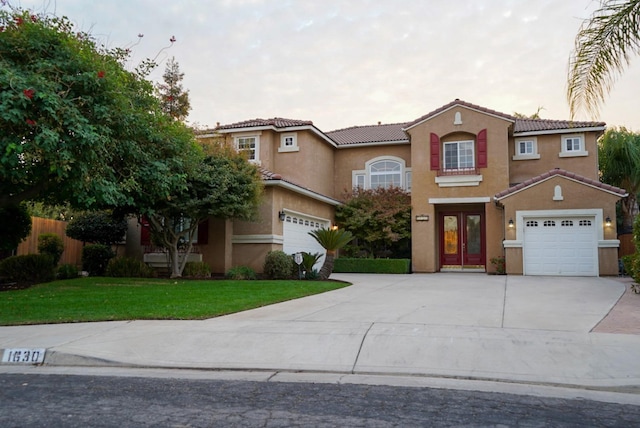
(523, 217), (597, 276)
(283, 213), (330, 270)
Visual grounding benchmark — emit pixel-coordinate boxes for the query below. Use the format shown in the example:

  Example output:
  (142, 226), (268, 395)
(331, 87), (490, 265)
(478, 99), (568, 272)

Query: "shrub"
(226, 265), (257, 280)
(82, 244), (115, 276)
(65, 211), (127, 245)
(333, 258), (411, 274)
(0, 254), (55, 284)
(106, 257), (154, 278)
(0, 203), (32, 251)
(183, 261), (211, 278)
(263, 250), (294, 279)
(490, 256), (506, 275)
(57, 263), (79, 280)
(38, 233), (65, 266)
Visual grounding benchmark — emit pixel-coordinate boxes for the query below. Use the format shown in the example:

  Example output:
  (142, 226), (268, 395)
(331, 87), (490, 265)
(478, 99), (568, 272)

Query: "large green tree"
(0, 8), (190, 211)
(568, 0), (640, 118)
(335, 187), (411, 258)
(598, 127), (640, 232)
(144, 146), (262, 278)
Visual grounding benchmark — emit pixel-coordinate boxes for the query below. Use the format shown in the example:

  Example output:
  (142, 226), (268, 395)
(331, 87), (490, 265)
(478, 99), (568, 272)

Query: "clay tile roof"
(217, 117), (313, 130)
(258, 167), (341, 204)
(326, 122), (409, 146)
(404, 99), (517, 129)
(494, 169), (627, 200)
(514, 118), (605, 133)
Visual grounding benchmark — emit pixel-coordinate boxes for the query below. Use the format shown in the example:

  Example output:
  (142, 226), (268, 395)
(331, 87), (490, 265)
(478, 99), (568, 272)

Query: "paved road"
(1, 373), (639, 427)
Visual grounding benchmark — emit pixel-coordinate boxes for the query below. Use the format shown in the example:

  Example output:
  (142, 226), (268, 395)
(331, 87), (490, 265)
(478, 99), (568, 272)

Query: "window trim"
(351, 156), (410, 191)
(513, 137), (540, 160)
(234, 133), (261, 164)
(559, 133), (588, 158)
(278, 132), (299, 153)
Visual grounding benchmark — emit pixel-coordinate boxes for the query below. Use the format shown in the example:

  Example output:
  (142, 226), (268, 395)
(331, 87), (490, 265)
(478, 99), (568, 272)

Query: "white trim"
(513, 137), (540, 160)
(352, 170), (365, 188)
(232, 234), (284, 244)
(435, 174), (483, 187)
(218, 125), (338, 148)
(559, 133), (588, 158)
(514, 126), (605, 137)
(336, 140), (410, 148)
(366, 156), (405, 189)
(494, 174), (628, 201)
(278, 133), (299, 153)
(598, 239), (621, 248)
(429, 197), (491, 204)
(264, 180), (342, 206)
(503, 239), (523, 248)
(234, 134), (261, 164)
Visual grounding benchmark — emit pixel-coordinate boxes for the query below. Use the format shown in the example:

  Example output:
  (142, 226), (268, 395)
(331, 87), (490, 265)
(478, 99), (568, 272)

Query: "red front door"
(440, 212), (485, 268)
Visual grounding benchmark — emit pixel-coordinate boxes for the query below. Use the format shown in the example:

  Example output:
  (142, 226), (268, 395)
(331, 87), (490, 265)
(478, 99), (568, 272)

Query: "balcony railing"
(437, 167), (479, 177)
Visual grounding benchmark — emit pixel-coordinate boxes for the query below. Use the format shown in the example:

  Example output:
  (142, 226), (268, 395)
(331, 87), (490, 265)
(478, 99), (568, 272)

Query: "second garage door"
(283, 213), (330, 270)
(523, 217), (597, 276)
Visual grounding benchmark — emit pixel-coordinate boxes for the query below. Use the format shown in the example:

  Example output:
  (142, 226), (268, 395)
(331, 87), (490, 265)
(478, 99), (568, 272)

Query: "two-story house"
(127, 99), (626, 276)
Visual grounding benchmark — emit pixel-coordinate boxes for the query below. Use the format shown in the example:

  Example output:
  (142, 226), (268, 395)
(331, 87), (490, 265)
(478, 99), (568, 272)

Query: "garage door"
(523, 217), (597, 276)
(283, 213), (330, 270)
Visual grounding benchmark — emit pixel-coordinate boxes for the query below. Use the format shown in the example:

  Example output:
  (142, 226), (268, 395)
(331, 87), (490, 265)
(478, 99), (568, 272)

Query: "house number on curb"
(2, 348), (46, 364)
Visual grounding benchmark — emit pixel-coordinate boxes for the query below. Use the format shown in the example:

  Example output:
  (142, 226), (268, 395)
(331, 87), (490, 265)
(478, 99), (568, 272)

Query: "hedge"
(333, 258), (411, 274)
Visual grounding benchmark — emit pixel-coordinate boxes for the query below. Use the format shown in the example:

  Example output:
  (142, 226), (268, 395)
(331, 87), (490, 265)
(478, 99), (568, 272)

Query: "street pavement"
(1, 273), (639, 404)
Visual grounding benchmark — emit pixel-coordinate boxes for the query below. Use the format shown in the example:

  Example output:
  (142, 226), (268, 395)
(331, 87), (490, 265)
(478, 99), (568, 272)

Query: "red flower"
(167, 95), (174, 101)
(26, 119), (36, 126)
(30, 15), (37, 22)
(97, 70), (105, 78)
(23, 88), (35, 99)
(15, 17), (23, 26)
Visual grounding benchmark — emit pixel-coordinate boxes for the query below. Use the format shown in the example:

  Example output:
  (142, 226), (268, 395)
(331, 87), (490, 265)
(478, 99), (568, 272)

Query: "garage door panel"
(283, 214), (329, 271)
(523, 216), (597, 276)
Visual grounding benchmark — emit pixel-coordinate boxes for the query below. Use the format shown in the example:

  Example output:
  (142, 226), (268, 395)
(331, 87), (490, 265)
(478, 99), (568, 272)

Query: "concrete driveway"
(1, 273), (639, 393)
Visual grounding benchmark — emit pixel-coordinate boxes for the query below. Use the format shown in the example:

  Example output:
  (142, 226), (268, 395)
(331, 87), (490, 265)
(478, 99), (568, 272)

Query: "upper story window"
(559, 133), (588, 158)
(513, 137), (540, 160)
(278, 133), (299, 153)
(235, 135), (260, 163)
(352, 156), (411, 191)
(370, 160), (402, 188)
(443, 140), (474, 171)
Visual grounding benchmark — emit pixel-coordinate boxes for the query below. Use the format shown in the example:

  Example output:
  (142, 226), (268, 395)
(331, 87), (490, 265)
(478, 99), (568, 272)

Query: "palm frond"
(568, 0), (640, 118)
(309, 228), (353, 252)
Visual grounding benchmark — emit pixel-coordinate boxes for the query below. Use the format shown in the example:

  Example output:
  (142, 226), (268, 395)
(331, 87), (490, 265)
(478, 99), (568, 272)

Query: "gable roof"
(326, 122), (409, 146)
(259, 167), (341, 206)
(217, 117), (313, 130)
(494, 168), (627, 201)
(404, 99), (517, 130)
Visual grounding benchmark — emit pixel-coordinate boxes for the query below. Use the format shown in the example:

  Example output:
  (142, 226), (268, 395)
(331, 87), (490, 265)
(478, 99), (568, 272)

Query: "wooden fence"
(16, 217), (83, 267)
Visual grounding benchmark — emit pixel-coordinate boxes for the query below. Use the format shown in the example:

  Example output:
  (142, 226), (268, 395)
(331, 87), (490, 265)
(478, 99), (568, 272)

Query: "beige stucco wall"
(407, 106), (513, 273)
(333, 144), (412, 197)
(508, 132), (602, 184)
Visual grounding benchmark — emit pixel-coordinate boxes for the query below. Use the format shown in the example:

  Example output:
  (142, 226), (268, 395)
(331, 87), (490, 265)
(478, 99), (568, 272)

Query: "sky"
(11, 0), (640, 132)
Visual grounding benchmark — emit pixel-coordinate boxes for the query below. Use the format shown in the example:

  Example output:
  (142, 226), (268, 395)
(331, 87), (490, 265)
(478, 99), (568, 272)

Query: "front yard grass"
(0, 277), (349, 326)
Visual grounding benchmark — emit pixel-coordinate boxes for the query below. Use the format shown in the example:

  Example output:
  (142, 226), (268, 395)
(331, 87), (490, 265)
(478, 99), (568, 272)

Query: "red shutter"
(140, 216), (151, 246)
(477, 129), (487, 168)
(197, 219), (209, 245)
(430, 133), (440, 171)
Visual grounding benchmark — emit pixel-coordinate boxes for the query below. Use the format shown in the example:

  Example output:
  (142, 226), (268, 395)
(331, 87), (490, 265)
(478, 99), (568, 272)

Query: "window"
(370, 160), (401, 189)
(235, 135), (260, 163)
(560, 134), (588, 157)
(443, 141), (474, 171)
(526, 220), (539, 227)
(513, 137), (540, 160)
(278, 133), (299, 153)
(543, 220), (556, 227)
(351, 156), (410, 191)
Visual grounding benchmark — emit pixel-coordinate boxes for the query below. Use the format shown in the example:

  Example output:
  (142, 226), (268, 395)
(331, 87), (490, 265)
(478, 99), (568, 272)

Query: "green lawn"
(0, 277), (349, 326)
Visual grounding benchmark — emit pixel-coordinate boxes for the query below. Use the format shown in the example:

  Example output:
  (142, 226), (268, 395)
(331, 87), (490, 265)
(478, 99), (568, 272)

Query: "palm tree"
(567, 0), (640, 118)
(309, 227), (353, 280)
(599, 127), (640, 232)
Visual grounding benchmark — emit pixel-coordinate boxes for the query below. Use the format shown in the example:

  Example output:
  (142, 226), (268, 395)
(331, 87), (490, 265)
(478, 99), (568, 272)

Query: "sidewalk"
(1, 274), (639, 399)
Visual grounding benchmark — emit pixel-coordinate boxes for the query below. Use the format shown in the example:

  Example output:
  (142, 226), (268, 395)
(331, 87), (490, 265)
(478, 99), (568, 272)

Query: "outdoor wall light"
(331, 225), (339, 231)
(508, 218), (514, 228)
(278, 211), (286, 221)
(605, 216), (612, 227)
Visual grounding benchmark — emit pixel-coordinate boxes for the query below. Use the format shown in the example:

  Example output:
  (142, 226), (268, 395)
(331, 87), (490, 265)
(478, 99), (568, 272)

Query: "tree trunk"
(318, 250), (336, 280)
(621, 194), (639, 234)
(169, 242), (182, 279)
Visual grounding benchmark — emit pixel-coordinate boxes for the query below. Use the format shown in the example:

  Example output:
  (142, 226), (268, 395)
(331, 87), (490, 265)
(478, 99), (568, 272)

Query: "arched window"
(370, 160), (401, 189)
(352, 156), (411, 191)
